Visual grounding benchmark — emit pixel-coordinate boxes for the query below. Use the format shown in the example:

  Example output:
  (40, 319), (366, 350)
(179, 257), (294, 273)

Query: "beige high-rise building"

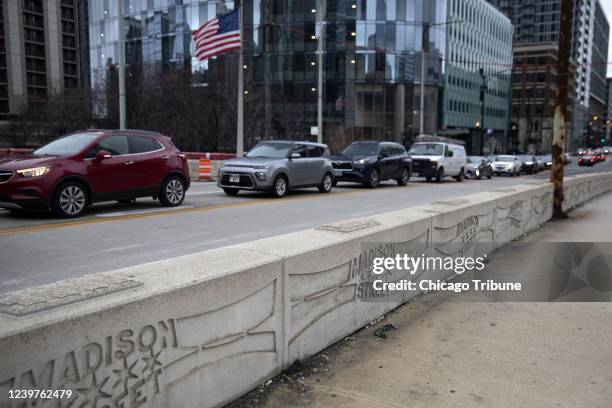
(0, 0), (88, 118)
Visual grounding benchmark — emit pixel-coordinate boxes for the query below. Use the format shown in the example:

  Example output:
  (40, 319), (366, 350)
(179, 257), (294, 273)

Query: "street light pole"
(479, 67), (486, 155)
(117, 0), (126, 129)
(419, 23), (429, 136)
(316, 0), (324, 144)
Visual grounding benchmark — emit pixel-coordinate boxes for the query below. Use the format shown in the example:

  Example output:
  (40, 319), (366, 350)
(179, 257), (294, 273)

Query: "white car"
(409, 142), (468, 182)
(491, 155), (521, 176)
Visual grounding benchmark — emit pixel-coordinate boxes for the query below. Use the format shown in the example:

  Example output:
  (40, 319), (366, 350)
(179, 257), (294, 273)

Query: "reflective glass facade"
(444, 0), (512, 154)
(88, 0), (446, 151)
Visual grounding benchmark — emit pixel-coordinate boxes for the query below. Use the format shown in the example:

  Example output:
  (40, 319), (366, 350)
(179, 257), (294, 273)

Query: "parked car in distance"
(564, 153), (572, 164)
(592, 148), (606, 162)
(409, 141), (467, 182)
(217, 141), (334, 198)
(603, 146), (612, 155)
(578, 154), (598, 166)
(539, 154), (553, 169)
(0, 130), (190, 217)
(466, 156), (493, 179)
(330, 141), (412, 188)
(491, 155), (521, 176)
(517, 155), (541, 174)
(577, 147), (588, 156)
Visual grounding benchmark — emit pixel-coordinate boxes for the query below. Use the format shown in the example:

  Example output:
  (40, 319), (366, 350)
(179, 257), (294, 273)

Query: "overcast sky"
(601, 0), (612, 76)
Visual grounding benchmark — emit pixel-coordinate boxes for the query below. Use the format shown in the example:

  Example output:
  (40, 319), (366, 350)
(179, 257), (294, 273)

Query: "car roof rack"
(414, 134), (466, 145)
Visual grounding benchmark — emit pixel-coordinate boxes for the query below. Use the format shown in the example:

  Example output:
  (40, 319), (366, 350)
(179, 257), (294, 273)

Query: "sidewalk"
(229, 192), (612, 408)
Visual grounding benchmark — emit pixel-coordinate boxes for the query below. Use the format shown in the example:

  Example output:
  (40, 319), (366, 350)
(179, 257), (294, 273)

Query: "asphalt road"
(1, 159), (610, 293)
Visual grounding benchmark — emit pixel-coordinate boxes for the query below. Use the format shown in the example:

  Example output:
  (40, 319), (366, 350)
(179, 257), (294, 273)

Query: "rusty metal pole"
(551, 0), (572, 219)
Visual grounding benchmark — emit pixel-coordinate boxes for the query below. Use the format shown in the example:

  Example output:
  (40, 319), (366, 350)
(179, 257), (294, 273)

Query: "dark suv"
(331, 141), (412, 188)
(0, 130), (190, 217)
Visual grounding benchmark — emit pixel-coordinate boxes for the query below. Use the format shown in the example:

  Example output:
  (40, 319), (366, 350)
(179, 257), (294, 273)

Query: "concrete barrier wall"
(1, 172), (611, 408)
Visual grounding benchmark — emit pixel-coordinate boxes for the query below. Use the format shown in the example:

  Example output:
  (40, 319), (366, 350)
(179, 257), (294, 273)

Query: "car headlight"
(475, 169), (480, 177)
(16, 166), (51, 178)
(354, 159), (366, 165)
(525, 161), (533, 165)
(252, 165), (271, 170)
(431, 160), (438, 167)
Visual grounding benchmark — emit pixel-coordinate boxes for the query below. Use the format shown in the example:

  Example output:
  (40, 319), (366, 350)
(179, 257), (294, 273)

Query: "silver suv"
(218, 141), (335, 198)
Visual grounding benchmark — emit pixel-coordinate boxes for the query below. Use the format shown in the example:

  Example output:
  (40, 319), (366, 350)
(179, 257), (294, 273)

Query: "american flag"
(192, 10), (241, 61)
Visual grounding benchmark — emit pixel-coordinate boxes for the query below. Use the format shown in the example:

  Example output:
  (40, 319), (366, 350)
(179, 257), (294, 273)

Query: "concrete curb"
(1, 172), (611, 408)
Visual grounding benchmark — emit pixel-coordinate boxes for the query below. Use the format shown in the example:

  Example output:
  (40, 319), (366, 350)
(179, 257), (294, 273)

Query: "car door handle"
(161, 155), (170, 160)
(124, 161), (134, 165)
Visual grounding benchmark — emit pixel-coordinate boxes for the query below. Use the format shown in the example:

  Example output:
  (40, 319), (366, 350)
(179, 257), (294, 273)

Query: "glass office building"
(443, 0), (513, 154)
(88, 0), (447, 151)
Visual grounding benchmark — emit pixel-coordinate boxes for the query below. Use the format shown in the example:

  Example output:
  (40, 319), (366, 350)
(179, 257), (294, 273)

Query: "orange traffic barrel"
(198, 157), (212, 181)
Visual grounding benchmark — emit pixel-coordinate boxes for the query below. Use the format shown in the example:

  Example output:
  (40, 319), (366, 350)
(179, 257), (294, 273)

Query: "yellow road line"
(0, 189), (368, 237)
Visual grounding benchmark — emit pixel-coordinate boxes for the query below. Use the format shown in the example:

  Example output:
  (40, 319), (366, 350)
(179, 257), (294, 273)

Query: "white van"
(408, 141), (468, 182)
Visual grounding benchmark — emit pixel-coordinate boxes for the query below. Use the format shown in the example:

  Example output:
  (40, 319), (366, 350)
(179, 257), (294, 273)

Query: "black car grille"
(221, 173), (254, 188)
(0, 171), (14, 183)
(412, 159), (434, 169)
(332, 161), (353, 170)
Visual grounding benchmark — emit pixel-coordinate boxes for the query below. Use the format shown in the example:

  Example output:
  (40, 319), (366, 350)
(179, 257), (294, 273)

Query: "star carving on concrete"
(141, 348), (163, 376)
(112, 356), (139, 391)
(76, 372), (111, 407)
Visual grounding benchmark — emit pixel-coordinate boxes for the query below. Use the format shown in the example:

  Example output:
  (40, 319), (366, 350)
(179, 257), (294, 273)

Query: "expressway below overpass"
(0, 159), (610, 293)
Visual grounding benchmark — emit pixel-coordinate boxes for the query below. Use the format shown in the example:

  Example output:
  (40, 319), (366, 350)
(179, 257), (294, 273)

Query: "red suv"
(0, 130), (190, 217)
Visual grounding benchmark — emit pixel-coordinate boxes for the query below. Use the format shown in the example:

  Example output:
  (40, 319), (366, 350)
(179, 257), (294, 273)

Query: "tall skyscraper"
(488, 0), (610, 151)
(443, 0), (513, 154)
(88, 0), (448, 151)
(0, 0), (89, 118)
(586, 0), (609, 147)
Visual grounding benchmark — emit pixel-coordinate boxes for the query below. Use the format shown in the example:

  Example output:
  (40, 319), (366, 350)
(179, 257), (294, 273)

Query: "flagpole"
(316, 0), (324, 144)
(236, 3), (244, 157)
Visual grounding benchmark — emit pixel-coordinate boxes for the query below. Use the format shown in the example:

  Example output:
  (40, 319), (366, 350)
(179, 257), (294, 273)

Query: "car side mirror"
(290, 152), (301, 159)
(95, 150), (111, 161)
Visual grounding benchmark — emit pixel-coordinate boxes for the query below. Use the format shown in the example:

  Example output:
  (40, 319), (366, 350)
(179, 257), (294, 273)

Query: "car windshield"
(467, 156), (484, 164)
(518, 156), (533, 161)
(409, 143), (443, 156)
(33, 133), (100, 156)
(494, 156), (514, 162)
(342, 142), (380, 157)
(245, 142), (292, 158)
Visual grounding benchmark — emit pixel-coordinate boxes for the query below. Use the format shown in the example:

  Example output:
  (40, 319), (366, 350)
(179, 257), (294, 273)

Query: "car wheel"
(318, 173), (333, 193)
(52, 181), (88, 218)
(426, 177), (432, 182)
(159, 175), (186, 207)
(271, 175), (288, 198)
(397, 167), (411, 186)
(435, 167), (444, 183)
(454, 168), (464, 182)
(223, 188), (239, 196)
(367, 168), (380, 188)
